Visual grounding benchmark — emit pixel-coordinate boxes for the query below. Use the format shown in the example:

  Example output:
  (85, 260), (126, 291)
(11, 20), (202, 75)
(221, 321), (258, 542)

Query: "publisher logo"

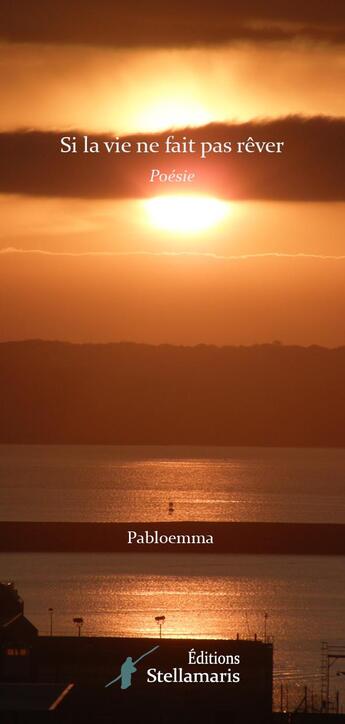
(105, 645), (160, 691)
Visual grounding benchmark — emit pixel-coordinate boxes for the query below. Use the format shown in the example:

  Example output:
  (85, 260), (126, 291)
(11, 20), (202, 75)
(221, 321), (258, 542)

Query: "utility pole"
(48, 607), (54, 636)
(73, 617), (84, 637)
(155, 615), (166, 638)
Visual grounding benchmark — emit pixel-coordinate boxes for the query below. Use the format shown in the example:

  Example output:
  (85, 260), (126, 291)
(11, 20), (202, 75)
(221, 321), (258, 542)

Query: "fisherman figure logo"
(119, 657), (137, 690)
(105, 645), (160, 691)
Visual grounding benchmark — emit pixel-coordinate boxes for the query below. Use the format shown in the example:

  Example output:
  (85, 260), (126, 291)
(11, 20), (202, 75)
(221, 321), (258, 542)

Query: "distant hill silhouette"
(1, 340), (345, 446)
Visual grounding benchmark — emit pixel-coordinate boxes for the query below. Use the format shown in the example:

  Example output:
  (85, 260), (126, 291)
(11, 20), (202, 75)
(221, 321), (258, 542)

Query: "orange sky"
(1, 42), (344, 133)
(1, 10), (345, 345)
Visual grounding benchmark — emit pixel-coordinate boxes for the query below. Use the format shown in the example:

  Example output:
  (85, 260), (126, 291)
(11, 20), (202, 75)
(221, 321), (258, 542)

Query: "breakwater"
(1, 521), (345, 554)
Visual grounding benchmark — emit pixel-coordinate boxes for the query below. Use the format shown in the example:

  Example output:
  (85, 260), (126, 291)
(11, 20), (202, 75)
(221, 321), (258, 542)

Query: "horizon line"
(1, 339), (345, 351)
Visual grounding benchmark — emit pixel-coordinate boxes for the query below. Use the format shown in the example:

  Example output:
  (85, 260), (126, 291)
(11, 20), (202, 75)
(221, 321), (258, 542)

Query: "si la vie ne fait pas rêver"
(60, 134), (285, 184)
(60, 134), (285, 183)
(60, 134), (285, 159)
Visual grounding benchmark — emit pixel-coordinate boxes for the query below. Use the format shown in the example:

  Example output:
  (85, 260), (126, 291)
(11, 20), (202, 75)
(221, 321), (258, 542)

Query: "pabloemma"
(128, 530), (214, 545)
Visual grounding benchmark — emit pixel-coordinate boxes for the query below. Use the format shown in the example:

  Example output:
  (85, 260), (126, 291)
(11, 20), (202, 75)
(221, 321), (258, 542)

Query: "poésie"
(149, 169), (195, 183)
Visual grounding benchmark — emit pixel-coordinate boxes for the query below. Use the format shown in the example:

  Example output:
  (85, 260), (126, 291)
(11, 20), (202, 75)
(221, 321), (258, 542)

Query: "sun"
(145, 195), (230, 234)
(137, 99), (212, 134)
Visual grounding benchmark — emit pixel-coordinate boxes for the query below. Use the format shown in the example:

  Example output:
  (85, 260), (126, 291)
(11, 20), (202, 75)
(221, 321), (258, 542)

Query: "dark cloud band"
(1, 117), (344, 201)
(2, 0), (345, 46)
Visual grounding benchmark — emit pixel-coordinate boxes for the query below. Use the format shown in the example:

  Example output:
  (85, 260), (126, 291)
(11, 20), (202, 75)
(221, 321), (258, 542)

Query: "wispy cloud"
(2, 247), (345, 261)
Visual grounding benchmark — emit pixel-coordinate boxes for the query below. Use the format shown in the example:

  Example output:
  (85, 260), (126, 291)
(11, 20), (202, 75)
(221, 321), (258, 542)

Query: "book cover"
(0, 2), (345, 721)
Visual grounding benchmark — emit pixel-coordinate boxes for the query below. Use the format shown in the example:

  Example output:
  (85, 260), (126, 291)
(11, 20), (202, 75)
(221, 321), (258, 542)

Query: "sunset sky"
(1, 1), (345, 346)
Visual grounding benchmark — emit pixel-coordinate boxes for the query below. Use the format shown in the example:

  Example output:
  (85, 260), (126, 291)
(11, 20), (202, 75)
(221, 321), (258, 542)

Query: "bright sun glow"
(145, 195), (230, 234)
(137, 99), (213, 133)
